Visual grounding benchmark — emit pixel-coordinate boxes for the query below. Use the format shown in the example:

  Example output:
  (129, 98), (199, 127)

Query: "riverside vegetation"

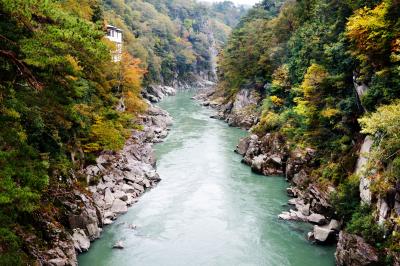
(1, 0), (400, 265)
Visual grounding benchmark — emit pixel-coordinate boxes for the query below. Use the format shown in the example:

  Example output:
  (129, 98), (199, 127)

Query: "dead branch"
(0, 49), (43, 90)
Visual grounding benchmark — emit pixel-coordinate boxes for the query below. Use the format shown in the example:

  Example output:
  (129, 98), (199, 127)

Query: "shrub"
(331, 174), (360, 222)
(347, 204), (384, 245)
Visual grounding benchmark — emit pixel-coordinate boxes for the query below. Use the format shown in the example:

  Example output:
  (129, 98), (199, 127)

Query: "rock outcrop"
(355, 136), (373, 204)
(308, 220), (340, 244)
(335, 231), (379, 266)
(236, 133), (288, 176)
(196, 88), (261, 129)
(142, 85), (176, 103)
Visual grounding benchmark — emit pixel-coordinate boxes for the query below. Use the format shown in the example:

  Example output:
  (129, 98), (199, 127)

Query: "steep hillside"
(102, 0), (246, 86)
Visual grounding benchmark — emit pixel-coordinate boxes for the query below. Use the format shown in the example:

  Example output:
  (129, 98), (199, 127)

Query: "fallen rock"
(110, 199), (128, 214)
(328, 219), (341, 231)
(335, 231), (379, 266)
(103, 218), (113, 225)
(133, 183), (145, 193)
(128, 224), (137, 229)
(278, 209), (308, 222)
(312, 225), (335, 244)
(235, 137), (250, 156)
(113, 190), (128, 201)
(121, 184), (135, 193)
(112, 240), (124, 249)
(292, 170), (309, 188)
(104, 188), (114, 209)
(72, 229), (90, 253)
(307, 213), (327, 225)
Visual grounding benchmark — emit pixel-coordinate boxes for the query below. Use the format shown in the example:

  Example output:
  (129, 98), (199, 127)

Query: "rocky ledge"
(38, 89), (174, 265)
(335, 231), (379, 266)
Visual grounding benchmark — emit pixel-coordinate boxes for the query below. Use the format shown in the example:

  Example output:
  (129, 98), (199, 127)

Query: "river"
(79, 90), (335, 266)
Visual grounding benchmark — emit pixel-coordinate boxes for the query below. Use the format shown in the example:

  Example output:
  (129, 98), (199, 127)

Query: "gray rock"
(104, 188), (114, 209)
(313, 225), (334, 243)
(104, 211), (116, 220)
(143, 179), (151, 188)
(307, 213), (327, 225)
(377, 198), (389, 225)
(72, 229), (90, 253)
(103, 218), (113, 225)
(121, 184), (135, 193)
(113, 190), (128, 201)
(235, 137), (250, 156)
(112, 240), (124, 249)
(298, 203), (311, 216)
(47, 258), (68, 266)
(146, 171), (161, 181)
(132, 183), (145, 193)
(355, 136), (373, 204)
(292, 170), (309, 188)
(328, 219), (341, 231)
(269, 154), (282, 165)
(278, 209), (308, 222)
(86, 223), (101, 240)
(335, 231), (379, 266)
(110, 199), (128, 214)
(251, 154), (267, 173)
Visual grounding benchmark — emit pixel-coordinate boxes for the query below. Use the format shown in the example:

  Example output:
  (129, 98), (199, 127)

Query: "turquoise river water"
(79, 90), (335, 266)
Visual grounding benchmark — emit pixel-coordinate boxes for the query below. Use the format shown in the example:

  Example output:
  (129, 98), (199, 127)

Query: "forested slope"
(213, 0), (400, 263)
(103, 0), (246, 85)
(0, 0), (244, 264)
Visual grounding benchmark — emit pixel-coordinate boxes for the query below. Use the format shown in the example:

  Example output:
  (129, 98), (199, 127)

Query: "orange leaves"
(345, 1), (396, 71)
(346, 2), (389, 54)
(124, 91), (147, 113)
(120, 52), (147, 114)
(121, 52), (146, 93)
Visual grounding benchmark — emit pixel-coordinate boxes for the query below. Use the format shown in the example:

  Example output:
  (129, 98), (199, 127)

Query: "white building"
(106, 25), (123, 62)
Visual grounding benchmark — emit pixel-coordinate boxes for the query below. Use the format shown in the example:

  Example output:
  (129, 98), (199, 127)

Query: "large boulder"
(307, 213), (327, 225)
(292, 170), (309, 188)
(335, 231), (379, 266)
(307, 184), (333, 216)
(104, 188), (114, 209)
(72, 229), (90, 253)
(235, 136), (251, 156)
(222, 89), (261, 129)
(110, 199), (128, 214)
(312, 225), (335, 243)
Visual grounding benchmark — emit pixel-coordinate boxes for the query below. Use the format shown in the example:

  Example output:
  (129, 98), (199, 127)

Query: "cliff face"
(196, 88), (261, 129)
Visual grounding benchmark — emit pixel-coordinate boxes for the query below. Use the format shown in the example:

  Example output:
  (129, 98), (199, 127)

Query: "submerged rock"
(112, 240), (124, 249)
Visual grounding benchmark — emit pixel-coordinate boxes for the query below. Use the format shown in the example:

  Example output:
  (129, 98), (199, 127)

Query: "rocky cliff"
(195, 88), (261, 129)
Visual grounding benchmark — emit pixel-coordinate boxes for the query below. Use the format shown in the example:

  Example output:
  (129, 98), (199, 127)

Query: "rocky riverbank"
(194, 87), (390, 265)
(194, 88), (260, 129)
(31, 86), (175, 265)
